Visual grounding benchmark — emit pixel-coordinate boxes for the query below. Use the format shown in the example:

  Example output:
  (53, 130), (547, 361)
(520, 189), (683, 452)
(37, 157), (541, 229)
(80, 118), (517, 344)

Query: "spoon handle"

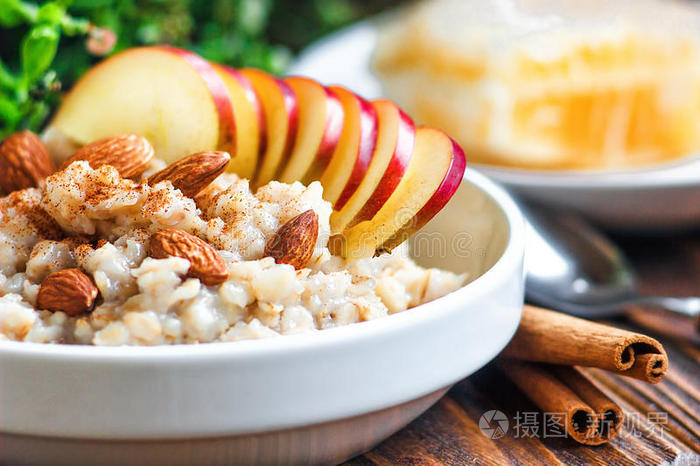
(623, 296), (700, 342)
(632, 296), (700, 318)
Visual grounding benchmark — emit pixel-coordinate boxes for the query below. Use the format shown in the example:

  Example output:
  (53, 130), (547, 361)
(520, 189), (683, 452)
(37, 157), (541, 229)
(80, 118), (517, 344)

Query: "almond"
(37, 268), (99, 316)
(149, 229), (229, 286)
(0, 130), (55, 194)
(264, 210), (319, 270)
(148, 151), (230, 198)
(60, 134), (154, 178)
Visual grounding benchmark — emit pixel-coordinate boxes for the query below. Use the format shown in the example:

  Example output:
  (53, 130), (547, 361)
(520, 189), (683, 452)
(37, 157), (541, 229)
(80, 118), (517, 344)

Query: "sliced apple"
(48, 46), (235, 164)
(213, 64), (262, 179)
(227, 67), (264, 142)
(240, 69), (299, 187)
(308, 86), (378, 209)
(329, 99), (415, 234)
(338, 127), (467, 261)
(277, 77), (344, 184)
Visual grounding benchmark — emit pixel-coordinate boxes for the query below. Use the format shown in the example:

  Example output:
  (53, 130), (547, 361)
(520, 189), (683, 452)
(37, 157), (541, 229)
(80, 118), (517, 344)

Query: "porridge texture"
(0, 156), (466, 345)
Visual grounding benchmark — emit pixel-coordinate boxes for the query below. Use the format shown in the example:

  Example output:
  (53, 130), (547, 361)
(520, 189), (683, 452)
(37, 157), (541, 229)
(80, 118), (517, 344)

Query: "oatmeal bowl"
(0, 163), (523, 464)
(0, 47), (523, 465)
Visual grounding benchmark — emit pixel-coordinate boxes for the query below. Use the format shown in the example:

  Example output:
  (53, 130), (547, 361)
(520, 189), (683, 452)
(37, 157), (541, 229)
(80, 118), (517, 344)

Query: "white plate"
(289, 20), (700, 231)
(0, 170), (525, 465)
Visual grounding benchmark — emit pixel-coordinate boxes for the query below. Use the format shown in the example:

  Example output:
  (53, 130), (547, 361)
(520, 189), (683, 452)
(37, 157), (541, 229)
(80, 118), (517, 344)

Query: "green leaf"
(0, 0), (38, 27)
(315, 0), (357, 27)
(21, 24), (60, 85)
(0, 0), (24, 26)
(0, 94), (22, 127)
(37, 2), (66, 26)
(70, 0), (115, 10)
(236, 0), (271, 36)
(0, 59), (18, 90)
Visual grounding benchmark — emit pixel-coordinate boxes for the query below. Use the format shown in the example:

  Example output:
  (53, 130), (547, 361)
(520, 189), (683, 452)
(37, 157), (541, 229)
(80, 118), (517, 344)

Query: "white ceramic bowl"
(478, 162), (700, 231)
(290, 20), (700, 232)
(0, 170), (525, 465)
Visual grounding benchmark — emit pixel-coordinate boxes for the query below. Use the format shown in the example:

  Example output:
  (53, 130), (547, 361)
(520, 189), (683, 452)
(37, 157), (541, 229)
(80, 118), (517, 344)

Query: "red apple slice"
(48, 46), (235, 164)
(278, 77), (344, 184)
(312, 86), (379, 210)
(329, 99), (414, 234)
(240, 69), (299, 187)
(213, 64), (262, 179)
(226, 67), (264, 144)
(339, 127), (466, 260)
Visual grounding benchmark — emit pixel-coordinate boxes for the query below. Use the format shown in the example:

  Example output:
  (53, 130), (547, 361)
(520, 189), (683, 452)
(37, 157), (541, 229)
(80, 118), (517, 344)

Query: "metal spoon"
(522, 203), (700, 328)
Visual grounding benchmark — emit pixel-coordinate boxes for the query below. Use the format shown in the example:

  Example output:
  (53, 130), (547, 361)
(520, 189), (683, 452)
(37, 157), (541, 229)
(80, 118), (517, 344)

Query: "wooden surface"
(347, 232), (700, 465)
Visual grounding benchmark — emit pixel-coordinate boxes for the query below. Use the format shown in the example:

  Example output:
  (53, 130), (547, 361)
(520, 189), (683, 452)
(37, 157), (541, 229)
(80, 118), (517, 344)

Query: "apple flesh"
(240, 69), (299, 187)
(338, 127), (466, 260)
(213, 64), (262, 179)
(48, 46), (235, 164)
(313, 86), (379, 210)
(329, 99), (414, 234)
(226, 67), (264, 148)
(278, 77), (344, 184)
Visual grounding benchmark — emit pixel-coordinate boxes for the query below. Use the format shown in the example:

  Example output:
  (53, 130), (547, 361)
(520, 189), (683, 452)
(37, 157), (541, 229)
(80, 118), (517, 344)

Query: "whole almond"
(60, 134), (154, 178)
(0, 131), (55, 194)
(37, 269), (99, 316)
(148, 151), (230, 198)
(264, 210), (319, 270)
(150, 229), (229, 286)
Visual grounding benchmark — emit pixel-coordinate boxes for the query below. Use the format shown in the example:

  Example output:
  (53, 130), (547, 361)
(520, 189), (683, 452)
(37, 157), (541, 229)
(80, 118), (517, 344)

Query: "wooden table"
(347, 232), (700, 465)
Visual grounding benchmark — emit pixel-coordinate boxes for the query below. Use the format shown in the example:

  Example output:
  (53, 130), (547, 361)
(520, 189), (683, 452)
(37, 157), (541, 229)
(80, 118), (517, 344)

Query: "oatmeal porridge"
(0, 136), (466, 346)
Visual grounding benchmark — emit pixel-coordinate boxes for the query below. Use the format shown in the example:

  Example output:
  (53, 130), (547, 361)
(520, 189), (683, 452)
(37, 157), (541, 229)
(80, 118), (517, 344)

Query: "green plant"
(0, 0), (97, 138)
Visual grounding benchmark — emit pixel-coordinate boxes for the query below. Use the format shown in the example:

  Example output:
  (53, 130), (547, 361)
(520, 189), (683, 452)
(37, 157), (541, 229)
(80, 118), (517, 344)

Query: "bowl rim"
(0, 169), (525, 361)
(475, 154), (700, 190)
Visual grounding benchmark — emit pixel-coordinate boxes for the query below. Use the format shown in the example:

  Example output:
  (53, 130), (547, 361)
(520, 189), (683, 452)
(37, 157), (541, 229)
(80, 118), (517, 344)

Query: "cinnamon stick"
(498, 361), (624, 445)
(550, 366), (624, 443)
(502, 305), (668, 383)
